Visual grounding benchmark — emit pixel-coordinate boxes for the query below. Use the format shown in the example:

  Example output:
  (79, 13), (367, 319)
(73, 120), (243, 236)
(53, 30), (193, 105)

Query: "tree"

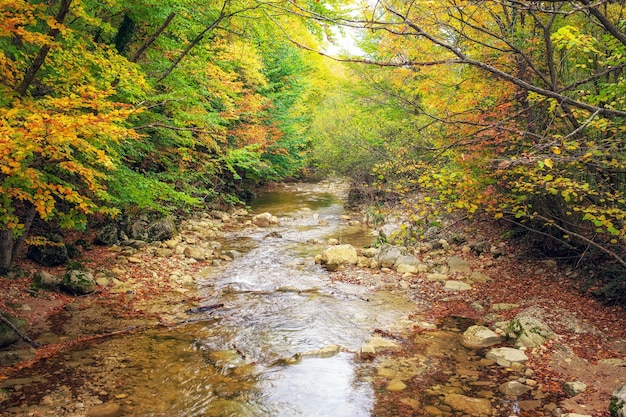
(302, 0), (626, 283)
(0, 0), (336, 272)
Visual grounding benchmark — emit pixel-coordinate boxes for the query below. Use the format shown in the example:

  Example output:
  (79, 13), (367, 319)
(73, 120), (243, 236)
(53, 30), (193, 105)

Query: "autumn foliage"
(309, 0), (626, 299)
(0, 0), (330, 272)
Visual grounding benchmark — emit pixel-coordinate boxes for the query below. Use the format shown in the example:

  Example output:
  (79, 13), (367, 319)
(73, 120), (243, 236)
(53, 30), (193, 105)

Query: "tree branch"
(130, 12), (176, 63)
(15, 0), (72, 96)
(0, 312), (40, 348)
(384, 4), (626, 118)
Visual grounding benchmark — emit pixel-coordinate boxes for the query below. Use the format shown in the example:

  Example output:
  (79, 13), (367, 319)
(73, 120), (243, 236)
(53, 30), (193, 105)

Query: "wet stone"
(499, 380), (531, 396)
(86, 402), (121, 417)
(518, 400), (542, 411)
(443, 393), (492, 416)
(461, 325), (501, 349)
(400, 398), (420, 409)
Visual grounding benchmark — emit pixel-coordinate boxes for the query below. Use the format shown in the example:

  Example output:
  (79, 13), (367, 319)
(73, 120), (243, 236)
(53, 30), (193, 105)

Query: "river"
(1, 181), (419, 416)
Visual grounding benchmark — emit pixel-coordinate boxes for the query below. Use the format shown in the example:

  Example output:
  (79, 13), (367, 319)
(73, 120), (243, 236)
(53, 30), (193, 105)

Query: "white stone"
(486, 347), (528, 367)
(461, 325), (501, 349)
(444, 280), (472, 291)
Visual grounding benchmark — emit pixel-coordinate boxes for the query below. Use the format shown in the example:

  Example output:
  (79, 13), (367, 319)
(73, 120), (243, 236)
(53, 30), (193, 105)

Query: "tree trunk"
(15, 0), (72, 96)
(114, 13), (136, 54)
(0, 205), (37, 275)
(0, 231), (14, 275)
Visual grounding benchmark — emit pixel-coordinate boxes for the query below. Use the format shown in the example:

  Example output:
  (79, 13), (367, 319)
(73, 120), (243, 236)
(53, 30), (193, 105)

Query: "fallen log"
(0, 311), (40, 348)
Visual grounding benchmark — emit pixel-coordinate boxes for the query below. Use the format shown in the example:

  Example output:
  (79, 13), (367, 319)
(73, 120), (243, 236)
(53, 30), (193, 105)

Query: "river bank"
(0, 181), (624, 416)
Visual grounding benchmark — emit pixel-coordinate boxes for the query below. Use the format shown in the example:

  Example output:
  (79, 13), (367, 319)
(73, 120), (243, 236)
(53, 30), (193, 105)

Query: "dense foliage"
(0, 0), (332, 272)
(308, 0), (626, 300)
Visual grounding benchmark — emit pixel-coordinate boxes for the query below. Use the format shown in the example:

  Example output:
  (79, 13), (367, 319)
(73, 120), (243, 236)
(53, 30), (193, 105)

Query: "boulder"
(375, 245), (403, 268)
(611, 382), (626, 417)
(62, 270), (96, 295)
(33, 271), (62, 290)
(127, 218), (149, 241)
(395, 254), (421, 273)
(253, 212), (278, 227)
(0, 313), (28, 348)
(461, 325), (502, 349)
(507, 316), (555, 347)
(486, 347), (528, 367)
(319, 244), (358, 271)
(564, 381), (587, 397)
(94, 225), (119, 245)
(147, 217), (177, 242)
(469, 240), (490, 253)
(443, 394), (492, 416)
(27, 242), (69, 267)
(395, 254), (421, 267)
(448, 256), (472, 273)
(183, 247), (209, 261)
(380, 224), (401, 241)
(223, 249), (242, 259)
(499, 381), (531, 396)
(362, 247), (378, 258)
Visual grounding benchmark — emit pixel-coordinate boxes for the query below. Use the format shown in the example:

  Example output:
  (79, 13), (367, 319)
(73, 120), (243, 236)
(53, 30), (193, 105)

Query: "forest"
(1, 0), (626, 300)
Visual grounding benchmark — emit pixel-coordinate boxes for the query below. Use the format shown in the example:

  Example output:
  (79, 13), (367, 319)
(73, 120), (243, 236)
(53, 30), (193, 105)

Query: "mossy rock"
(611, 383), (626, 417)
(61, 270), (96, 295)
(0, 314), (28, 348)
(507, 316), (555, 347)
(26, 242), (69, 267)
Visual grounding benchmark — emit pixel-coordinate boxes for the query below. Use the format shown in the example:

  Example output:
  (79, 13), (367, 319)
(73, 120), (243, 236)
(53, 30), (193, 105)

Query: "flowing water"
(4, 182), (418, 416)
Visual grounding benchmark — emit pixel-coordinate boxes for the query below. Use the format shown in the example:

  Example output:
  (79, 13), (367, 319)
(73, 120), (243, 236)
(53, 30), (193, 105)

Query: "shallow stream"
(4, 182), (419, 416)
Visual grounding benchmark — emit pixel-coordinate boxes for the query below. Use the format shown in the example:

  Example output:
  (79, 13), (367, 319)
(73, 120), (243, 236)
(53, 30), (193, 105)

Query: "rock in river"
(318, 244), (358, 271)
(443, 393), (491, 416)
(461, 325), (502, 349)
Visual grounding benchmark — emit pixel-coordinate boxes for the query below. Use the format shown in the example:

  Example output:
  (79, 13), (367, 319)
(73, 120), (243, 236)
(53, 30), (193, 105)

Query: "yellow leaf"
(544, 158), (554, 169)
(551, 147), (561, 155)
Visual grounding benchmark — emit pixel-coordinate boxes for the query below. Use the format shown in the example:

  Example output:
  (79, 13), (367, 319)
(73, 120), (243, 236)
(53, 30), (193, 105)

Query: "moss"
(610, 397), (624, 417)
